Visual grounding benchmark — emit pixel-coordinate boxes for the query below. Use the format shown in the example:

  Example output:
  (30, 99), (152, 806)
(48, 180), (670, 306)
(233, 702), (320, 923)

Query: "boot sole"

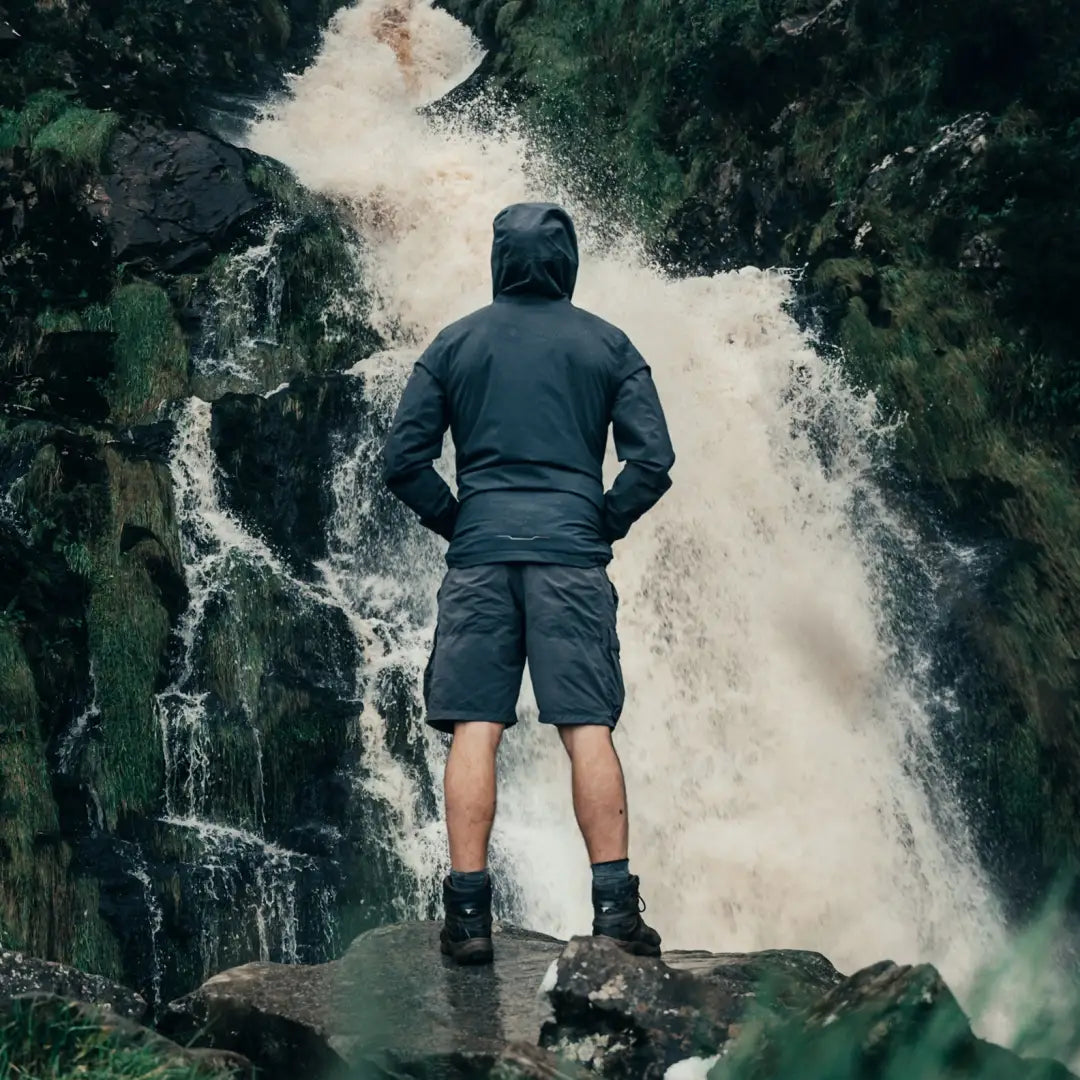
(594, 933), (662, 957)
(441, 937), (494, 965)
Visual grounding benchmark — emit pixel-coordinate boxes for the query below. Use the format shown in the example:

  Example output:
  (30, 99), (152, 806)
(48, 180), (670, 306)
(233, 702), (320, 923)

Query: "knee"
(559, 723), (614, 759)
(451, 720), (505, 752)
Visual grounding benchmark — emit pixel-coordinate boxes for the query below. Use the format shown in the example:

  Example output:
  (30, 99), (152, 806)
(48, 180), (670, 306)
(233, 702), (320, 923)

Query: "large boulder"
(540, 937), (843, 1079)
(161, 922), (575, 1078)
(86, 125), (265, 270)
(0, 951), (147, 1020)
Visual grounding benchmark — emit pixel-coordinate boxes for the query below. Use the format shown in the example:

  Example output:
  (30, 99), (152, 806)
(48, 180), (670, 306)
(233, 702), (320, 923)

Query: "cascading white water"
(247, 0), (1011, 1006)
(154, 396), (339, 974)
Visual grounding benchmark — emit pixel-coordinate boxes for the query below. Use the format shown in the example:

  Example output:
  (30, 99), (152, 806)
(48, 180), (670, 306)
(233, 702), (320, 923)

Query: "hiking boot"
(592, 873), (662, 956)
(440, 874), (494, 965)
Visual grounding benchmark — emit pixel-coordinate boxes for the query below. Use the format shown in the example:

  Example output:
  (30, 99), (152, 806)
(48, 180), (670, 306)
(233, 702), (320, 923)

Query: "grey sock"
(591, 858), (630, 890)
(450, 868), (488, 891)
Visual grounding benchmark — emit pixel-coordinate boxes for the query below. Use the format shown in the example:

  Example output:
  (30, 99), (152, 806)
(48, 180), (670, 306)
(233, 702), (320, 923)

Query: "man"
(382, 202), (675, 965)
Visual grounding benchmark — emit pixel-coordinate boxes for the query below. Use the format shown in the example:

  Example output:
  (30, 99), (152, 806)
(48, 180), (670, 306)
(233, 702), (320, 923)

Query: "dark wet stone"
(0, 952), (147, 1020)
(540, 936), (741, 1079)
(86, 124), (265, 271)
(161, 924), (1079, 1080)
(210, 374), (368, 573)
(161, 960), (344, 1078)
(24, 330), (115, 424)
(339, 922), (566, 1062)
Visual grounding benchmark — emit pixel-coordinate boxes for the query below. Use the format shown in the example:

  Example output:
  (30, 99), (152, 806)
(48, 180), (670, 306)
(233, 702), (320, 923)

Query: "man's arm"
(603, 353), (675, 544)
(381, 352), (459, 542)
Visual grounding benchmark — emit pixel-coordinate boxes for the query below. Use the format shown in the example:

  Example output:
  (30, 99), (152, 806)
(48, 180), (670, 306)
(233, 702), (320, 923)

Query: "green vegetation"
(107, 282), (190, 424)
(82, 448), (180, 828)
(0, 89), (71, 151)
(31, 282), (189, 425)
(0, 997), (235, 1080)
(0, 623), (57, 953)
(30, 106), (120, 188)
(197, 553), (354, 832)
(0, 92), (120, 188)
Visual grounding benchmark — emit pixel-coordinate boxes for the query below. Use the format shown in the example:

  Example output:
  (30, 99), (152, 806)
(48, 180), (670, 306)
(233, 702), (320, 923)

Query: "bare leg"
(445, 721), (504, 871)
(558, 725), (628, 863)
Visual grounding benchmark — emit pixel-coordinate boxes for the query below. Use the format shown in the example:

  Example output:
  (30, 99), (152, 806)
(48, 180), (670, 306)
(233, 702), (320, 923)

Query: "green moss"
(34, 283), (191, 424)
(81, 450), (180, 827)
(106, 282), (189, 424)
(69, 879), (126, 983)
(0, 625), (66, 954)
(193, 553), (353, 831)
(84, 560), (169, 828)
(38, 304), (113, 334)
(30, 107), (120, 188)
(0, 89), (71, 151)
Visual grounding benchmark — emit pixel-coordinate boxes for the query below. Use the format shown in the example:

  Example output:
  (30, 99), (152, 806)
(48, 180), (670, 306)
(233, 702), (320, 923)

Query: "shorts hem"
(426, 711), (518, 735)
(540, 713), (618, 728)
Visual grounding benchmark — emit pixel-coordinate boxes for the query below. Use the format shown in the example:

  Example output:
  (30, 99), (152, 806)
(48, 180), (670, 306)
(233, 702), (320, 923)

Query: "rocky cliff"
(0, 0), (420, 1005)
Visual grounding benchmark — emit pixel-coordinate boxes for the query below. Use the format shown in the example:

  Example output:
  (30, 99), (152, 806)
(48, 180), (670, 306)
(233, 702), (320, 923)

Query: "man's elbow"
(380, 445), (408, 490)
(648, 446), (675, 486)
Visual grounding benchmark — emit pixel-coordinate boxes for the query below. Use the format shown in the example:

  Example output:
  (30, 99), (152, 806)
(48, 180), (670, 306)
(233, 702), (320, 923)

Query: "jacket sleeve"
(381, 346), (459, 542)
(603, 344), (675, 544)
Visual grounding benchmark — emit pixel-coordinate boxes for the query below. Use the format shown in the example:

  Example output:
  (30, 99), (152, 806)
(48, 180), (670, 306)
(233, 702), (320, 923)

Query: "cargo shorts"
(423, 564), (625, 733)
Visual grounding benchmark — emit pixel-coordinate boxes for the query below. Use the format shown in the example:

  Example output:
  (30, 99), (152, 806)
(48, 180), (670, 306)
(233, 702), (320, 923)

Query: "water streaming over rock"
(153, 397), (340, 976)
(243, 0), (1011, 996)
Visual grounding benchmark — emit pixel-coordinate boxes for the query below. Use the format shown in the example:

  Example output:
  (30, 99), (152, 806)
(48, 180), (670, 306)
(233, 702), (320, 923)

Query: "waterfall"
(244, 0), (1010, 998)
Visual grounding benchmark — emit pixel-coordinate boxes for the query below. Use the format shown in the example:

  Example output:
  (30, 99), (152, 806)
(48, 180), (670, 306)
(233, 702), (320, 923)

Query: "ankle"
(449, 868), (489, 891)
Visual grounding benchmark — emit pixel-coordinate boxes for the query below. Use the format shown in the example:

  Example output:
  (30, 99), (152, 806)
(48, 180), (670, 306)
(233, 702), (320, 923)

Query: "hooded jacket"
(382, 202), (674, 567)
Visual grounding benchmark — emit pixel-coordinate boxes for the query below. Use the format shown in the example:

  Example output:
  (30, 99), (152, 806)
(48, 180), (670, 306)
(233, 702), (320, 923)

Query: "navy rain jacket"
(381, 202), (675, 567)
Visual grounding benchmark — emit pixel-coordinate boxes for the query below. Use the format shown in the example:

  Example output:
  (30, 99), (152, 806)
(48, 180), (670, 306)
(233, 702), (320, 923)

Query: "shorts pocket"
(607, 626), (625, 721)
(422, 628), (438, 707)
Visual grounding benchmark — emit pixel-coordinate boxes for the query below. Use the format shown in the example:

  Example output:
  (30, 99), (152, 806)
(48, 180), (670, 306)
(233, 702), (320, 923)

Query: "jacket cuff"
(423, 500), (460, 542)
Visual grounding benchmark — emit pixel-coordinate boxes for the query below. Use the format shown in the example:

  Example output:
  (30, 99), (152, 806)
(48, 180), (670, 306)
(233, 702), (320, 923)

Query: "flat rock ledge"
(156, 922), (1078, 1080)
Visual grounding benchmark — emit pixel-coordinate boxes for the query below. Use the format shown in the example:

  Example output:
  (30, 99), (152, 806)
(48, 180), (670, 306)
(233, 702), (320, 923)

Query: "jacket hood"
(491, 202), (579, 300)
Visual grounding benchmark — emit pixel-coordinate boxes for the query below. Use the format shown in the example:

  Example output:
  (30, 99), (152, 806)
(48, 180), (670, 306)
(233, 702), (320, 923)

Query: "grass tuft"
(30, 107), (120, 189)
(0, 996), (236, 1080)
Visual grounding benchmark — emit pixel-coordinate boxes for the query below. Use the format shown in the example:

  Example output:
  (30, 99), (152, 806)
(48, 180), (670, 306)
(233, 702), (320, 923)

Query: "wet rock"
(778, 0), (849, 38)
(161, 960), (344, 1079)
(542, 938), (840, 1077)
(162, 922), (572, 1078)
(86, 125), (265, 270)
(159, 924), (1078, 1080)
(541, 936), (741, 1078)
(210, 374), (367, 573)
(662, 947), (842, 1008)
(0, 952), (147, 1020)
(713, 960), (1078, 1080)
(27, 330), (116, 424)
